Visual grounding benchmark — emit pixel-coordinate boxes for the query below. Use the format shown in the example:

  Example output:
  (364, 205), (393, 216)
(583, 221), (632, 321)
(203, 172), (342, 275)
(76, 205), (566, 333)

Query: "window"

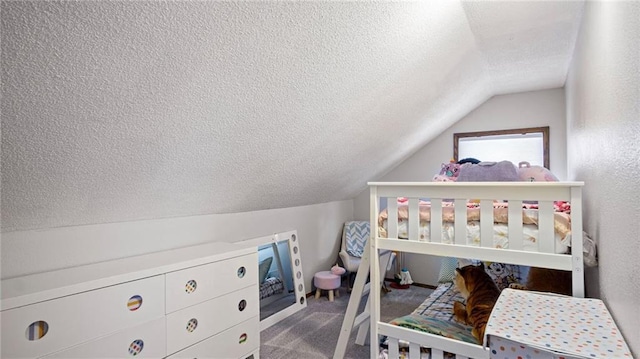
(454, 127), (549, 168)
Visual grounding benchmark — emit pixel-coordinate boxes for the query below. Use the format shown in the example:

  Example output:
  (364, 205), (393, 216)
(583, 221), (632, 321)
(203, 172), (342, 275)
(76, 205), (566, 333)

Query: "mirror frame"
(454, 126), (550, 169)
(241, 230), (307, 331)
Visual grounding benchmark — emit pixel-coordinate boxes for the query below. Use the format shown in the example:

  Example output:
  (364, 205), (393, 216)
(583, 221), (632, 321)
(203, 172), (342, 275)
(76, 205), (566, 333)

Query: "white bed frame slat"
(388, 198), (399, 239)
(538, 200), (555, 253)
(431, 199), (443, 243)
(409, 342), (420, 359)
(454, 199), (467, 245)
(479, 200), (493, 248)
(571, 186), (585, 297)
(409, 198), (420, 241)
(432, 348), (445, 359)
(388, 337), (399, 359)
(365, 182), (585, 359)
(508, 199), (523, 250)
(370, 186), (382, 359)
(377, 238), (572, 270)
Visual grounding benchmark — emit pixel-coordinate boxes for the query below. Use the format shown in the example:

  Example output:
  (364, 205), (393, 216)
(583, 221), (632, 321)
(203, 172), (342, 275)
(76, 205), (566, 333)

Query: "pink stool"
(314, 271), (341, 301)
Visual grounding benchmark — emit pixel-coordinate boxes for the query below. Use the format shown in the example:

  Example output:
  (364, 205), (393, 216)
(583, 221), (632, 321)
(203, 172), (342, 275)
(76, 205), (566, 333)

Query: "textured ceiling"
(1, 1), (584, 232)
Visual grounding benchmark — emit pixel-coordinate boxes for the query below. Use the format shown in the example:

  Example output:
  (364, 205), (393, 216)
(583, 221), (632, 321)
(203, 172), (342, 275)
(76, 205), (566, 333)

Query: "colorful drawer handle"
(237, 266), (246, 278)
(186, 318), (198, 332)
(26, 321), (49, 341)
(128, 339), (144, 356)
(127, 295), (143, 311)
(238, 299), (247, 311)
(185, 280), (197, 293)
(239, 333), (248, 344)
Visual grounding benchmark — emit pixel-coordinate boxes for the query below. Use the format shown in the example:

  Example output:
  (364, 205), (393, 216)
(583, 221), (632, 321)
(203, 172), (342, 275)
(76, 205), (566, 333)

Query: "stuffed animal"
(438, 162), (461, 180)
(331, 263), (346, 276)
(432, 174), (454, 182)
(517, 161), (558, 182)
(398, 268), (414, 285)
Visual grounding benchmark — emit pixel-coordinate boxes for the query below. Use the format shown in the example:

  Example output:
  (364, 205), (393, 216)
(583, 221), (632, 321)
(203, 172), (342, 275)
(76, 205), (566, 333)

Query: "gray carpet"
(260, 284), (433, 359)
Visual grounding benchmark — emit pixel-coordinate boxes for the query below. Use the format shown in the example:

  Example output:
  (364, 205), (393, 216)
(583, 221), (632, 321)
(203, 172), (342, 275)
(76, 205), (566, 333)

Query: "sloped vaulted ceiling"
(1, 1), (584, 232)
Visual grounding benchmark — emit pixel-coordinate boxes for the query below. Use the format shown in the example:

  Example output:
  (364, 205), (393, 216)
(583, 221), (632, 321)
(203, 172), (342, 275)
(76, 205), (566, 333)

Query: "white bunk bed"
(367, 181), (586, 359)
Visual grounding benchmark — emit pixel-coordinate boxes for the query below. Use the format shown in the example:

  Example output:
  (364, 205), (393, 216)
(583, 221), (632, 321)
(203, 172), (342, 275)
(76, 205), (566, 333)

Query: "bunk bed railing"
(372, 182), (584, 271)
(379, 321), (484, 359)
(368, 181), (585, 359)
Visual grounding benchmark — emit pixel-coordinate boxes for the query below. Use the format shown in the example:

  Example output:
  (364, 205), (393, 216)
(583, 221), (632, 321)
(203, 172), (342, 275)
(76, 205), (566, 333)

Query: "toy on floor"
(391, 268), (413, 289)
(331, 263), (346, 276)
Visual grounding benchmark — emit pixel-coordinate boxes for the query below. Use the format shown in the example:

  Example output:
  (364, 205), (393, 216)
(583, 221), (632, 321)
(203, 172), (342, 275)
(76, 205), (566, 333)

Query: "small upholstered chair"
(338, 221), (369, 290)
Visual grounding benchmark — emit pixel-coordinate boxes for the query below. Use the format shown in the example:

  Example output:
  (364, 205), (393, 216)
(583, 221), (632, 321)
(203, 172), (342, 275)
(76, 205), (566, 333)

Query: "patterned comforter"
(259, 277), (285, 300)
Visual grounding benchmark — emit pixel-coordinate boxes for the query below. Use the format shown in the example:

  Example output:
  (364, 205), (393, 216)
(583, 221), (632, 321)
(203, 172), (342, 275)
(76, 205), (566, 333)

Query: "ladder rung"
(354, 311), (370, 327)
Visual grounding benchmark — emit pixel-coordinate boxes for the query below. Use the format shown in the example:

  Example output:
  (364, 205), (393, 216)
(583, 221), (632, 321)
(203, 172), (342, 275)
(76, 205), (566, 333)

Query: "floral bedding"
(378, 200), (572, 239)
(380, 220), (569, 253)
(389, 315), (478, 344)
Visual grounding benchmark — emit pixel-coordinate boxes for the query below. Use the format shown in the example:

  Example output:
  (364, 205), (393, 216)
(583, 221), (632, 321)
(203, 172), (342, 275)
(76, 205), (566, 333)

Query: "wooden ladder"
(333, 245), (393, 359)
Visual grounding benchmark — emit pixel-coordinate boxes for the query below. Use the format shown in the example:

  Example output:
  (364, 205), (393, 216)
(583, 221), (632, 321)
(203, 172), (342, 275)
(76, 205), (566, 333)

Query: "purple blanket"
(456, 161), (519, 182)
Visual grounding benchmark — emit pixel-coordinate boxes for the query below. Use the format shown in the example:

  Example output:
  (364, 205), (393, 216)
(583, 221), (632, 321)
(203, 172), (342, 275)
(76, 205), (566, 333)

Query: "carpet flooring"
(260, 284), (434, 358)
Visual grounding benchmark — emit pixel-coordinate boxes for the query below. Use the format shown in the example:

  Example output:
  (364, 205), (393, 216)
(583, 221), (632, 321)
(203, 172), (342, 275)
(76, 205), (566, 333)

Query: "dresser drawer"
(43, 317), (166, 358)
(166, 285), (258, 356)
(166, 316), (259, 359)
(1, 275), (165, 359)
(165, 252), (257, 313)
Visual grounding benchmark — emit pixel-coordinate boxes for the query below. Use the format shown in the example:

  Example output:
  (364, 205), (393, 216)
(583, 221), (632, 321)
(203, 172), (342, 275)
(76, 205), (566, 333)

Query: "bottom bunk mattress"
(387, 282), (478, 345)
(379, 282), (476, 359)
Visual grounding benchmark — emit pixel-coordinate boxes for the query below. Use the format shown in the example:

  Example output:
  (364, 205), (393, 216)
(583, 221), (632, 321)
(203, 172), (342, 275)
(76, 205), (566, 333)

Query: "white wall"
(354, 88), (567, 285)
(565, 1), (639, 355)
(1, 200), (353, 293)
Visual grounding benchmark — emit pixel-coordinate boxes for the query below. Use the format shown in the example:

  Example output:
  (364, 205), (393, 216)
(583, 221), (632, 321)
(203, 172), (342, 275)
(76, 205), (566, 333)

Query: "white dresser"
(1, 242), (259, 359)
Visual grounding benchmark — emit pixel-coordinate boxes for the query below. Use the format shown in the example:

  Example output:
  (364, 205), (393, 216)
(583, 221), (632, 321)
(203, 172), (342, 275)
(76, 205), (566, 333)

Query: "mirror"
(454, 126), (550, 169)
(241, 230), (307, 331)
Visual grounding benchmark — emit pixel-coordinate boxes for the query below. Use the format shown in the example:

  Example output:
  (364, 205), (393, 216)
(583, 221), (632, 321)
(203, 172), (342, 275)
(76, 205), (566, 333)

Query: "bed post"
(571, 185), (585, 298)
(369, 184), (381, 359)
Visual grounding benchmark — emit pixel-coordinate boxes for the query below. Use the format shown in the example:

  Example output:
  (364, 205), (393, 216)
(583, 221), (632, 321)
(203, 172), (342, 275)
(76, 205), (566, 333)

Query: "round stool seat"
(314, 271), (341, 290)
(313, 271), (341, 302)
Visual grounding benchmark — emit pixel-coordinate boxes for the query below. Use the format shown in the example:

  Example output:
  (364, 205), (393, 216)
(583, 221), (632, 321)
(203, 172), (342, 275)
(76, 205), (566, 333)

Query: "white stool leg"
(328, 290), (334, 302)
(315, 288), (321, 299)
(335, 289), (340, 297)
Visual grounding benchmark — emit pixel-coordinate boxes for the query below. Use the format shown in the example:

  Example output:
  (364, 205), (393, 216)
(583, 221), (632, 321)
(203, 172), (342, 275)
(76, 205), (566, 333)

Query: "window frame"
(453, 126), (550, 169)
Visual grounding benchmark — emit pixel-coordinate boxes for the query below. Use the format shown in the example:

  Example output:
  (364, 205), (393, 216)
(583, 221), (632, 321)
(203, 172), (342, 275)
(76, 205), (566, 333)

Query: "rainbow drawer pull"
(127, 295), (143, 311)
(26, 321), (49, 341)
